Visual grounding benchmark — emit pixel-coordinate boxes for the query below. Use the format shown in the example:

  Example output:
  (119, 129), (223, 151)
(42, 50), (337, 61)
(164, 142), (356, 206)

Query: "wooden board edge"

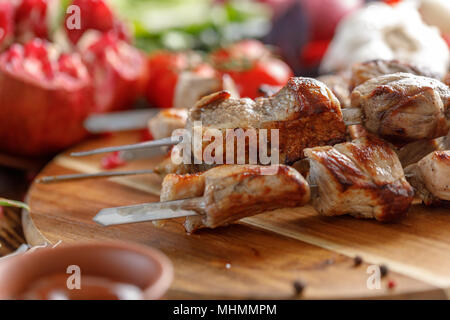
(21, 209), (50, 247)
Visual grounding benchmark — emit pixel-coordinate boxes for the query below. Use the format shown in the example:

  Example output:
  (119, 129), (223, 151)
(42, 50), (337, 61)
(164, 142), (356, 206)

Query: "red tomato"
(211, 40), (270, 67)
(211, 40), (293, 99)
(226, 58), (292, 99)
(146, 51), (216, 108)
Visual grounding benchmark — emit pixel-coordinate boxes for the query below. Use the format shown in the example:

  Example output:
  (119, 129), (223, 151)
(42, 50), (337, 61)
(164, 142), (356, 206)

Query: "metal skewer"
(93, 197), (204, 226)
(71, 136), (179, 157)
(72, 108), (363, 158)
(36, 169), (156, 184)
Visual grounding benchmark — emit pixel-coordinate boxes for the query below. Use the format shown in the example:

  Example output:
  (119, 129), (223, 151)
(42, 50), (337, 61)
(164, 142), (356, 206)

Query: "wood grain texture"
(0, 207), (26, 256)
(24, 131), (450, 299)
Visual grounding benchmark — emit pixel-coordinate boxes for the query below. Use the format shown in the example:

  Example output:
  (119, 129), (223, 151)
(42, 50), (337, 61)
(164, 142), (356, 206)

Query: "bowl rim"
(0, 240), (174, 300)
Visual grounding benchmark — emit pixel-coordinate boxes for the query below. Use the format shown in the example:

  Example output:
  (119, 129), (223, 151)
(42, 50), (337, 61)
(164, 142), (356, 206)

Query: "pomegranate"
(65, 0), (130, 45)
(15, 0), (60, 42)
(0, 38), (95, 156)
(77, 30), (147, 112)
(0, 0), (14, 50)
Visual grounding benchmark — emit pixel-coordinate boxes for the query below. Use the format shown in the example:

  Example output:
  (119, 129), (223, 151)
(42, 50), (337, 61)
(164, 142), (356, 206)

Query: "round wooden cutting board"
(23, 131), (450, 299)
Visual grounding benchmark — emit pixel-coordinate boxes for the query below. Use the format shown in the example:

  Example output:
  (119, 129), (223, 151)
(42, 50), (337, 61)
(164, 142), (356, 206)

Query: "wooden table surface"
(23, 131), (450, 299)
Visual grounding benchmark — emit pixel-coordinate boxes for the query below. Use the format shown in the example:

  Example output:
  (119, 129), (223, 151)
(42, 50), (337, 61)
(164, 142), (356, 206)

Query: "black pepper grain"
(353, 255), (363, 267)
(293, 280), (306, 296)
(379, 264), (389, 277)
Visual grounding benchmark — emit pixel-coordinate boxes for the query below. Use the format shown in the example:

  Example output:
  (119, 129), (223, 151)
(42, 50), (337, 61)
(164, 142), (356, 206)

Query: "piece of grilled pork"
(186, 77), (347, 164)
(351, 73), (450, 142)
(148, 108), (188, 140)
(160, 164), (310, 233)
(349, 59), (439, 91)
(305, 135), (414, 222)
(405, 150), (450, 206)
(317, 71), (351, 108)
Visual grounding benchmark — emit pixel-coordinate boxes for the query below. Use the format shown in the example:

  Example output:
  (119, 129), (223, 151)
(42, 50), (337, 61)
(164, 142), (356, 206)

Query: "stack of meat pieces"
(186, 77), (347, 164)
(144, 59), (450, 232)
(405, 151), (450, 206)
(160, 164), (311, 233)
(304, 136), (414, 222)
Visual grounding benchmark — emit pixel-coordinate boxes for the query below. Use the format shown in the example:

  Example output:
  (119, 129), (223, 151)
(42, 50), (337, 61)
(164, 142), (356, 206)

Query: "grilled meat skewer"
(317, 70), (352, 109)
(397, 133), (448, 167)
(72, 77), (348, 162)
(148, 108), (188, 140)
(349, 59), (440, 91)
(350, 73), (450, 142)
(304, 135), (414, 222)
(75, 72), (450, 160)
(94, 164), (311, 233)
(405, 150), (450, 206)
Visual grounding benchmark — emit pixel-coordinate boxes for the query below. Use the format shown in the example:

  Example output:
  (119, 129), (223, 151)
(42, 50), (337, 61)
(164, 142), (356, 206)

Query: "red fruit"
(383, 0), (402, 5)
(140, 128), (154, 142)
(443, 34), (450, 48)
(0, 1), (14, 49)
(211, 40), (293, 99)
(15, 0), (56, 42)
(146, 51), (216, 108)
(210, 40), (270, 67)
(299, 39), (331, 66)
(65, 0), (130, 45)
(387, 280), (397, 289)
(101, 151), (126, 170)
(0, 39), (95, 156)
(78, 31), (147, 112)
(301, 0), (363, 42)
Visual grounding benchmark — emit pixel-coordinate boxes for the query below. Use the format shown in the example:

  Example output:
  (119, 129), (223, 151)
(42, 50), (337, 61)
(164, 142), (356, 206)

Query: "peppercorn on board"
(23, 131), (450, 299)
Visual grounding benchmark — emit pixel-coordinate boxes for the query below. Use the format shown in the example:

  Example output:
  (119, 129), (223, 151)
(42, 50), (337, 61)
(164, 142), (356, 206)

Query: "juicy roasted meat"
(446, 130), (450, 149)
(153, 153), (213, 177)
(305, 135), (414, 222)
(444, 73), (450, 87)
(186, 77), (347, 164)
(148, 108), (188, 140)
(160, 164), (310, 233)
(349, 59), (439, 91)
(397, 137), (446, 167)
(405, 150), (450, 206)
(351, 73), (450, 142)
(317, 71), (351, 108)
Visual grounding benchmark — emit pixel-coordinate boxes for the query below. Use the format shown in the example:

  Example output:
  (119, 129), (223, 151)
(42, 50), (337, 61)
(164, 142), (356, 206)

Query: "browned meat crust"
(187, 77), (347, 164)
(148, 108), (188, 140)
(397, 137), (445, 167)
(351, 73), (450, 142)
(317, 71), (351, 108)
(349, 59), (439, 91)
(305, 135), (414, 222)
(405, 150), (450, 206)
(160, 164), (310, 233)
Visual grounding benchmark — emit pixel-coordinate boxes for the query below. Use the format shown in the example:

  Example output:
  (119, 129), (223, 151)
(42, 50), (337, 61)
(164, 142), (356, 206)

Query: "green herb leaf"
(0, 198), (30, 212)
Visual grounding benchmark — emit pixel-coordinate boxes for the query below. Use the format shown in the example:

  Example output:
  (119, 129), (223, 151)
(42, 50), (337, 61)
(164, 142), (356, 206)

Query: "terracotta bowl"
(0, 241), (173, 300)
